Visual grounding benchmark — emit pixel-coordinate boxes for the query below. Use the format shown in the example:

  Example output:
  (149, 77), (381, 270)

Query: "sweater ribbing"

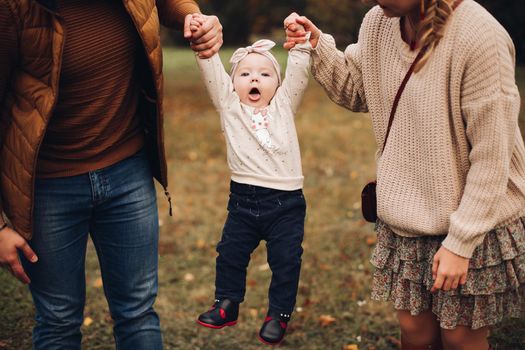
(36, 0), (144, 177)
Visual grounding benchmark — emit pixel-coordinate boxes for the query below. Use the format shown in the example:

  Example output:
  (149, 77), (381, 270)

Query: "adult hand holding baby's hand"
(283, 12), (320, 49)
(184, 13), (223, 58)
(189, 14), (203, 32)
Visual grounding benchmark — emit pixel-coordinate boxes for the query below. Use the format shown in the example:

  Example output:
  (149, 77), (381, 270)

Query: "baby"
(189, 14), (311, 345)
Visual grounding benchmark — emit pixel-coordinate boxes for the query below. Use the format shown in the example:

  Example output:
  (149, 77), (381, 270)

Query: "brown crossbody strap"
(380, 47), (426, 154)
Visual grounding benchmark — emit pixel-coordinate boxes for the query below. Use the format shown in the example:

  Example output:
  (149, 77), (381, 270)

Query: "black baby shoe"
(258, 311), (291, 345)
(197, 298), (239, 329)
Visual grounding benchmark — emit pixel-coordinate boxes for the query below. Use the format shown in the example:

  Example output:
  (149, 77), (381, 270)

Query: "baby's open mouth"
(248, 87), (261, 101)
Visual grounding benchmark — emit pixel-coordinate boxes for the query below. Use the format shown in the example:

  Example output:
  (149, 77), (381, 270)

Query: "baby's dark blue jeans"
(214, 180), (306, 315)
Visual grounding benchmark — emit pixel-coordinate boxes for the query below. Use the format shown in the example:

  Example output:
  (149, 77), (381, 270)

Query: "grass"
(0, 48), (524, 350)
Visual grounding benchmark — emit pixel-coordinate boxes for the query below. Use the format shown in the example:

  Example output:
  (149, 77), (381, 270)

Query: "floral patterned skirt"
(370, 217), (525, 330)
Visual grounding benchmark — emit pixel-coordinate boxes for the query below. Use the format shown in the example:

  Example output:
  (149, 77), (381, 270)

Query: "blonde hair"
(415, 0), (454, 72)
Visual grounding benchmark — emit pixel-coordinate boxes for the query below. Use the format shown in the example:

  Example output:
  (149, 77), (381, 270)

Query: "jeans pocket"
(265, 192), (304, 218)
(278, 190), (305, 207)
(226, 194), (240, 212)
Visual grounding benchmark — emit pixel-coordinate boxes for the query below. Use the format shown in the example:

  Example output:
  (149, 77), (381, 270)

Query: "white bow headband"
(229, 39), (282, 85)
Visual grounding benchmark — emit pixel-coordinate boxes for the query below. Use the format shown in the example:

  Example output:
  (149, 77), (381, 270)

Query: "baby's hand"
(190, 13), (204, 33)
(189, 14), (205, 52)
(283, 12), (320, 49)
(284, 13), (305, 34)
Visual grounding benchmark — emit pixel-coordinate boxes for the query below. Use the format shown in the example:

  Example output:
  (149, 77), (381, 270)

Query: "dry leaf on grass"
(258, 263), (270, 271)
(319, 263), (332, 271)
(344, 345), (358, 350)
(92, 277), (103, 288)
(187, 151), (198, 161)
(83, 317), (93, 327)
(195, 239), (206, 249)
(365, 236), (377, 246)
(318, 314), (336, 327)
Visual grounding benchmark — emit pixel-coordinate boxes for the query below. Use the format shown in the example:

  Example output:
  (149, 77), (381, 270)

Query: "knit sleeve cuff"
(291, 31), (312, 52)
(157, 0), (200, 28)
(441, 231), (485, 259)
(171, 1), (200, 22)
(311, 33), (335, 63)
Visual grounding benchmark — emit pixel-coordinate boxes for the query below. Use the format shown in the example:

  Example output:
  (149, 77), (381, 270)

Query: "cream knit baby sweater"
(196, 43), (310, 191)
(311, 0), (525, 258)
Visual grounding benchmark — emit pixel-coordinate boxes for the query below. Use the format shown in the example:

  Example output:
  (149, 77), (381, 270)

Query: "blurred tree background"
(163, 0), (524, 63)
(477, 0), (524, 63)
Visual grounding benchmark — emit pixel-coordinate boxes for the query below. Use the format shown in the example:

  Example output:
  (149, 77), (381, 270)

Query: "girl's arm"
(433, 29), (520, 288)
(310, 33), (367, 113)
(441, 23), (521, 259)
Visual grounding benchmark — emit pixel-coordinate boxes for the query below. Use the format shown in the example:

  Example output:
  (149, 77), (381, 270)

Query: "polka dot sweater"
(195, 43), (311, 191)
(311, 0), (525, 258)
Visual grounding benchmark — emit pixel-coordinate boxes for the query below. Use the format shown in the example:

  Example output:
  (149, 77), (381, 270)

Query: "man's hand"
(431, 246), (469, 292)
(283, 12), (321, 49)
(184, 14), (223, 58)
(0, 226), (38, 284)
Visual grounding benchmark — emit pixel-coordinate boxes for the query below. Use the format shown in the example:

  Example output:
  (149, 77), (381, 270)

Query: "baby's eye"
(240, 72), (249, 77)
(262, 73), (270, 77)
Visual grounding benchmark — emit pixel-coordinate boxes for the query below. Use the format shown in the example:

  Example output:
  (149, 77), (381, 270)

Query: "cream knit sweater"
(311, 0), (525, 258)
(196, 43), (310, 191)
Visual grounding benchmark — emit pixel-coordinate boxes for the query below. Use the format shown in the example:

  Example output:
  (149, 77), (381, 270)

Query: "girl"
(285, 1), (524, 349)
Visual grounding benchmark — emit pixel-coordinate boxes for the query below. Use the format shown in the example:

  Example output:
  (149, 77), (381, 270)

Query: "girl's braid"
(415, 0), (454, 72)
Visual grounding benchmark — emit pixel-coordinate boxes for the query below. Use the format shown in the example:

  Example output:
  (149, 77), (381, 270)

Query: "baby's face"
(232, 53), (279, 108)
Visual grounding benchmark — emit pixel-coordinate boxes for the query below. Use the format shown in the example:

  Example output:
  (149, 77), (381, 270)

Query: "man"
(0, 0), (222, 348)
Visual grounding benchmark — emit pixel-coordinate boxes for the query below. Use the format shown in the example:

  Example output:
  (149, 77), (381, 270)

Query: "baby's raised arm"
(283, 12), (367, 113)
(273, 21), (311, 114)
(191, 23), (234, 112)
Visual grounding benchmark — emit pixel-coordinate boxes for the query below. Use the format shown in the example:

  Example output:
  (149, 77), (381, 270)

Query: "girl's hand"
(431, 246), (469, 292)
(283, 12), (321, 49)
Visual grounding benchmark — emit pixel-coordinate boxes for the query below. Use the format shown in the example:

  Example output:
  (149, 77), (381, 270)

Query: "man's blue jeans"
(21, 149), (162, 349)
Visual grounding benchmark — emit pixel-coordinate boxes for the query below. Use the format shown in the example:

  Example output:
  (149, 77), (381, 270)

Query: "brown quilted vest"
(0, 0), (168, 240)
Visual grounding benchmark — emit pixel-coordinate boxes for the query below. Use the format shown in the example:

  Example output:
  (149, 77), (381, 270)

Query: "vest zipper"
(122, 0), (171, 214)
